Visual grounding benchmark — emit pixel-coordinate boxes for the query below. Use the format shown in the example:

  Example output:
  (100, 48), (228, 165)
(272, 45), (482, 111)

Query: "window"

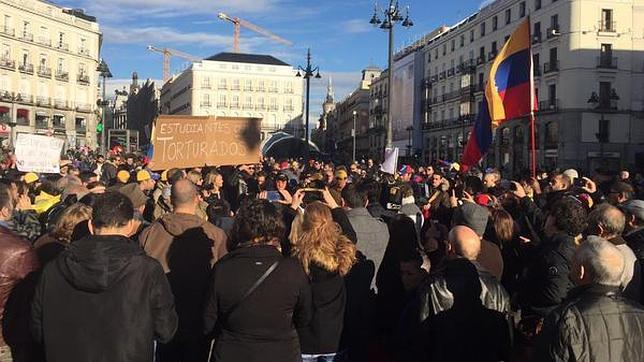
(22, 21), (29, 37)
(79, 62), (86, 75)
(548, 84), (556, 103)
(534, 22), (541, 39)
(21, 51), (29, 66)
(460, 35), (465, 47)
(535, 0), (541, 10)
(58, 32), (65, 47)
(520, 2), (526, 18)
(545, 122), (558, 147)
(550, 14), (559, 30)
(285, 81), (293, 93)
(451, 39), (455, 51)
(470, 29), (475, 42)
(598, 118), (610, 143)
(601, 9), (614, 31)
(599, 81), (612, 108)
(478, 73), (484, 87)
(492, 16), (498, 31)
(201, 77), (210, 88)
(480, 22), (486, 37)
(491, 41), (498, 54)
(232, 79), (240, 90)
(434, 49), (438, 59)
(442, 44), (446, 56)
(244, 96), (252, 109)
(505, 9), (511, 25)
(600, 43), (613, 67)
(1, 44), (10, 59)
(244, 79), (252, 91)
(533, 53), (540, 73)
(269, 97), (277, 111)
(257, 80), (265, 91)
(218, 78), (227, 89)
(218, 94), (227, 107)
(549, 47), (558, 63)
(201, 93), (210, 107)
(256, 96), (264, 110)
(231, 95), (239, 109)
(479, 46), (485, 60)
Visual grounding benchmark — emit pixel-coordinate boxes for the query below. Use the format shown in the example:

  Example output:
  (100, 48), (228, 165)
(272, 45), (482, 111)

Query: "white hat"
(563, 169), (579, 181)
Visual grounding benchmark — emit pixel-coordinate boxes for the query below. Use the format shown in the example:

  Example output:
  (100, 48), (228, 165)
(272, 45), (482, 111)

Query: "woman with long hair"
(203, 199), (312, 362)
(33, 203), (92, 264)
(294, 201), (357, 362)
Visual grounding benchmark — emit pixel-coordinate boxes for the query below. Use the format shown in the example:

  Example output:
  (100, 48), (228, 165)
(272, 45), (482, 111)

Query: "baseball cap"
(474, 193), (494, 208)
(620, 200), (644, 222)
(116, 170), (130, 183)
(276, 173), (289, 182)
(136, 170), (152, 182)
(399, 165), (414, 175)
(335, 169), (348, 180)
(24, 172), (39, 184)
(563, 169), (579, 181)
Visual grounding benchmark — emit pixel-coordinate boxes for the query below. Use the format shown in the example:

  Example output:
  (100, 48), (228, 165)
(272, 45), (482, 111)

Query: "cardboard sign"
(15, 133), (65, 173)
(148, 116), (261, 170)
(380, 147), (399, 175)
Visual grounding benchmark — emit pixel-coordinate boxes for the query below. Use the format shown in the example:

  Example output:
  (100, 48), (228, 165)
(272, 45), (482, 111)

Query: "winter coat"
(31, 235), (178, 362)
(519, 233), (577, 317)
(297, 264), (347, 354)
(625, 227), (644, 303)
(0, 226), (38, 347)
(418, 259), (511, 322)
(346, 207), (390, 290)
(139, 213), (227, 334)
(537, 284), (644, 362)
(203, 245), (312, 362)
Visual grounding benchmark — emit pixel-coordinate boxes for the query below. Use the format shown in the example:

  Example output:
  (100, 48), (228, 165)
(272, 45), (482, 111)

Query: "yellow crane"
(146, 45), (200, 83)
(217, 12), (293, 53)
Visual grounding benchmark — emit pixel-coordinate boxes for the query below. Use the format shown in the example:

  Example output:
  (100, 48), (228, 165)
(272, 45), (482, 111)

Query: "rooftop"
(204, 52), (290, 66)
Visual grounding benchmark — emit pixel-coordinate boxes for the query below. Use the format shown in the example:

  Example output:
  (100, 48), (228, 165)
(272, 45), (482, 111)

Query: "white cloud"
(341, 19), (372, 34)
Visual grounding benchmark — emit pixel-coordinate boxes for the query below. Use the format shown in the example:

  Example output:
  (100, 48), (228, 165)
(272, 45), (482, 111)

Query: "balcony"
(35, 119), (49, 129)
(269, 105), (279, 111)
(1, 26), (14, 37)
(55, 71), (69, 82)
(0, 91), (11, 101)
(597, 56), (618, 69)
(439, 71), (446, 80)
(0, 57), (15, 70)
(599, 21), (616, 33)
(37, 66), (52, 78)
(217, 102), (228, 108)
(76, 103), (92, 113)
(458, 61), (476, 74)
(546, 26), (560, 39)
(255, 104), (266, 111)
(53, 99), (68, 109)
(217, 84), (227, 90)
(534, 66), (542, 77)
(268, 87), (278, 93)
(532, 32), (542, 44)
(543, 61), (559, 74)
(231, 85), (240, 91)
(442, 90), (461, 102)
(447, 68), (455, 77)
(37, 37), (51, 46)
(77, 74), (90, 85)
(35, 97), (50, 107)
(242, 104), (253, 110)
(52, 120), (65, 129)
(78, 47), (90, 56)
(538, 99), (559, 113)
(18, 32), (33, 42)
(488, 51), (498, 61)
(460, 85), (475, 96)
(199, 102), (211, 108)
(57, 42), (69, 51)
(15, 93), (33, 104)
(477, 55), (486, 65)
(18, 63), (34, 74)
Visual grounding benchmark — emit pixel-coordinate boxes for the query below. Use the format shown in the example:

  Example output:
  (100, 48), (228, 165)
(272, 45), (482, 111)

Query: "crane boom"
(217, 12), (292, 53)
(147, 45), (199, 83)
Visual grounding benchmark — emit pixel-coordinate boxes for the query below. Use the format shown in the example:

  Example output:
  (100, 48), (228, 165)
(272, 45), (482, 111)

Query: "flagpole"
(528, 15), (537, 179)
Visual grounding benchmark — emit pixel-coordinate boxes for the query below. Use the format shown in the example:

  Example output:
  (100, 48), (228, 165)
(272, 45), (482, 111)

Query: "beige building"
(0, 0), (101, 147)
(368, 70), (388, 161)
(417, 0), (644, 175)
(160, 52), (304, 141)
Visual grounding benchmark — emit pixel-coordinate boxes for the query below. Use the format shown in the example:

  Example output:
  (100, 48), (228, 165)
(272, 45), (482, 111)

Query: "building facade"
(420, 0), (644, 175)
(311, 78), (337, 156)
(368, 70), (388, 162)
(335, 67), (382, 162)
(159, 52), (304, 141)
(0, 0), (101, 147)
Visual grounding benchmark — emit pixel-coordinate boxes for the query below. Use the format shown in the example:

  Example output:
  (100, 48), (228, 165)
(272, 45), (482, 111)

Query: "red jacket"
(0, 225), (39, 346)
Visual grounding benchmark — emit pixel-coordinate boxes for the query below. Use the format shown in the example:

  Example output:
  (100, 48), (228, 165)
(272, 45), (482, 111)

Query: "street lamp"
(369, 0), (413, 149)
(296, 48), (321, 150)
(111, 88), (129, 130)
(406, 125), (414, 157)
(97, 58), (112, 154)
(352, 110), (357, 161)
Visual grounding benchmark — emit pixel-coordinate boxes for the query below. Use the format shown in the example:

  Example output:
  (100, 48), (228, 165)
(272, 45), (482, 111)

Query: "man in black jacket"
(621, 199), (644, 304)
(31, 192), (178, 362)
(537, 236), (644, 361)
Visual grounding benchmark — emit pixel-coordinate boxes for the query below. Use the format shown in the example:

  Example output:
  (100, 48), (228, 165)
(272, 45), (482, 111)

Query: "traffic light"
(96, 122), (104, 133)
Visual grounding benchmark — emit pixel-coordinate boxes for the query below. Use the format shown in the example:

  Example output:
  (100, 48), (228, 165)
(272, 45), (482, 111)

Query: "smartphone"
(301, 188), (323, 193)
(266, 191), (281, 202)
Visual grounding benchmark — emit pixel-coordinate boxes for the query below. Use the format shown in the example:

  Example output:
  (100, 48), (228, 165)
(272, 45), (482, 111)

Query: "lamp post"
(97, 59), (112, 154)
(406, 125), (413, 157)
(111, 88), (128, 130)
(352, 110), (357, 161)
(588, 89), (619, 169)
(296, 48), (321, 150)
(369, 0), (413, 149)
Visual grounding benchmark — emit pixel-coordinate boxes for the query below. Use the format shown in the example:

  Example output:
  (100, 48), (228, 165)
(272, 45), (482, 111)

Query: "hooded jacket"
(31, 235), (177, 362)
(139, 213), (227, 334)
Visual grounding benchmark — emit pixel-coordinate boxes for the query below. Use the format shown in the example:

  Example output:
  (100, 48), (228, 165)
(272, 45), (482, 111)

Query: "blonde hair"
(50, 203), (92, 243)
(289, 211), (304, 247)
(294, 202), (357, 276)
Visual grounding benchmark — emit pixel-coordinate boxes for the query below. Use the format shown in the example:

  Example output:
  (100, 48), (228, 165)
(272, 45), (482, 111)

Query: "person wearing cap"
(115, 170), (131, 186)
(274, 173), (293, 204)
(136, 170), (156, 193)
(118, 183), (150, 238)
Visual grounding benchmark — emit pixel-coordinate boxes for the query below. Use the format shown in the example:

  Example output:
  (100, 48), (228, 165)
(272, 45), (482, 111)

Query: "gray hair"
(588, 203), (625, 237)
(575, 236), (624, 287)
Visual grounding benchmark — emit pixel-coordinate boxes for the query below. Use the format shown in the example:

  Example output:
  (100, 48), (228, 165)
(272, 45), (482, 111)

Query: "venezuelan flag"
(461, 18), (536, 169)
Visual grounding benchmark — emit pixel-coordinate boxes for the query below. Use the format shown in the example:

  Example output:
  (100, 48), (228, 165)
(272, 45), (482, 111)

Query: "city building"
(368, 70), (388, 162)
(311, 78), (337, 156)
(0, 0), (101, 147)
(159, 52), (304, 141)
(420, 0), (644, 175)
(335, 66), (382, 162)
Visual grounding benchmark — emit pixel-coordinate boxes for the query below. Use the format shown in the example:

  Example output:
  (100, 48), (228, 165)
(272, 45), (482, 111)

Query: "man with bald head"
(140, 178), (227, 361)
(537, 236), (644, 361)
(418, 225), (511, 322)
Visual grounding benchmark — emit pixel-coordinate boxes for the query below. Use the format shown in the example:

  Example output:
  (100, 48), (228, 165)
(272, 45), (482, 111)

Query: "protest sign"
(148, 116), (261, 170)
(380, 147), (399, 175)
(15, 133), (65, 173)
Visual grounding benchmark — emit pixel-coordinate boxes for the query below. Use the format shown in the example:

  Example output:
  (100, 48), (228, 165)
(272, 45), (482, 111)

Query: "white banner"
(15, 133), (65, 173)
(380, 147), (399, 175)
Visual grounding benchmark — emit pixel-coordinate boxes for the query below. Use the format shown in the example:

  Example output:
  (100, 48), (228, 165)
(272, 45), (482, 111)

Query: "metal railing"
(538, 99), (559, 113)
(57, 42), (69, 51)
(35, 96), (50, 106)
(77, 74), (90, 84)
(599, 21), (616, 32)
(1, 26), (14, 37)
(16, 93), (33, 104)
(54, 99), (67, 109)
(36, 119), (49, 129)
(199, 102), (211, 107)
(37, 66), (52, 78)
(55, 71), (69, 81)
(37, 36), (51, 46)
(544, 61), (559, 73)
(532, 32), (542, 44)
(76, 103), (92, 112)
(597, 56), (617, 69)
(18, 32), (33, 42)
(18, 63), (34, 74)
(0, 57), (15, 70)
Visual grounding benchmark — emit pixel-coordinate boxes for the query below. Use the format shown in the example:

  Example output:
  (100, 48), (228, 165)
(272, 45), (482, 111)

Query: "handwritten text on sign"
(15, 133), (65, 173)
(149, 116), (261, 170)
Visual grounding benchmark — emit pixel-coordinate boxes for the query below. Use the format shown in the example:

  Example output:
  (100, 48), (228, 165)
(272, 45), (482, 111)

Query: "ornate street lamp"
(296, 48), (321, 150)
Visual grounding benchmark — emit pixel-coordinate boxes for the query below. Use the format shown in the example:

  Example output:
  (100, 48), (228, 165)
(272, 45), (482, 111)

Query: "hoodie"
(31, 235), (177, 362)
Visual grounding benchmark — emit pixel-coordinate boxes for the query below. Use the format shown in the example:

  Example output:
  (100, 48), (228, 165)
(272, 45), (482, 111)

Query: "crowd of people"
(1, 147), (644, 362)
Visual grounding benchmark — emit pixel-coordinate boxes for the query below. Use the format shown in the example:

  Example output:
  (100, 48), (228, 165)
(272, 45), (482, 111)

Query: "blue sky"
(56, 0), (487, 118)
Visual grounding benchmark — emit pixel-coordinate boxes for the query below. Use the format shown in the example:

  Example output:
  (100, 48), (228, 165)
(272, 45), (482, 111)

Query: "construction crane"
(217, 12), (293, 53)
(147, 45), (200, 83)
